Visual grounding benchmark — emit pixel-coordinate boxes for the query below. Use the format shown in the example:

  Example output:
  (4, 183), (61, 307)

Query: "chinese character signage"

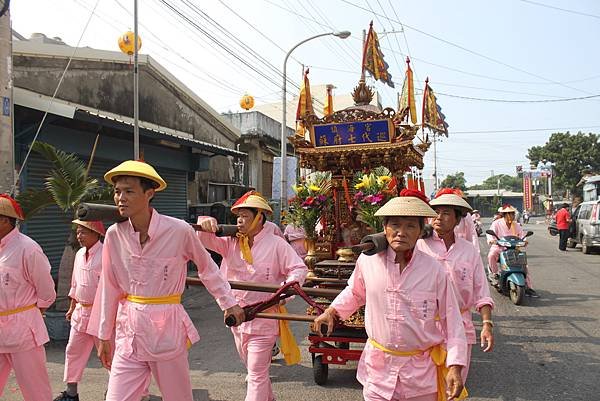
(311, 119), (394, 148)
(523, 172), (532, 211)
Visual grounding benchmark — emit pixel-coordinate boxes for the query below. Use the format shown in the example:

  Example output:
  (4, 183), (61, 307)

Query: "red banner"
(523, 172), (532, 211)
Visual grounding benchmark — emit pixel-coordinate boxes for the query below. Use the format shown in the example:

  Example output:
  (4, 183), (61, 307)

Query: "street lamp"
(279, 31), (351, 218)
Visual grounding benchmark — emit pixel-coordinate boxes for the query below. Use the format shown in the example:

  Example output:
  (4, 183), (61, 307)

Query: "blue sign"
(2, 97), (9, 116)
(311, 119), (393, 148)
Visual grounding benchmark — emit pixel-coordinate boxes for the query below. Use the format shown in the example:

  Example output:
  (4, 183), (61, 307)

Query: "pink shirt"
(0, 228), (56, 353)
(487, 219), (524, 244)
(283, 225), (307, 259)
(455, 213), (480, 253)
(68, 240), (102, 333)
(330, 248), (467, 400)
(197, 222), (307, 336)
(88, 209), (237, 361)
(263, 221), (284, 239)
(416, 234), (494, 344)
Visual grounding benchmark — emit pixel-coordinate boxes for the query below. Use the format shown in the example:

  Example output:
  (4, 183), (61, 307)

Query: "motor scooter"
(486, 229), (534, 305)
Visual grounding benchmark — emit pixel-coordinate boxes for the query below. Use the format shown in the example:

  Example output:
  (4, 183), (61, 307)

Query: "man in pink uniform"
(0, 194), (56, 401)
(449, 190), (480, 254)
(88, 160), (244, 401)
(54, 219), (106, 401)
(416, 190), (494, 384)
(283, 224), (307, 259)
(314, 190), (468, 401)
(487, 205), (538, 297)
(196, 191), (307, 401)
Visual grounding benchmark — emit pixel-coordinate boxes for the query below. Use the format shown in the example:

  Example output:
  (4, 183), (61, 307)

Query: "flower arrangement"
(353, 166), (397, 232)
(287, 172), (332, 240)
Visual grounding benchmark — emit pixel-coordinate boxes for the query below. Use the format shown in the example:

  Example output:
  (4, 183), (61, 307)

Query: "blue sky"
(12, 0), (600, 185)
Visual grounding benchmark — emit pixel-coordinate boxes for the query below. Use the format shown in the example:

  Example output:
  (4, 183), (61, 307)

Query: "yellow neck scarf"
(236, 212), (262, 264)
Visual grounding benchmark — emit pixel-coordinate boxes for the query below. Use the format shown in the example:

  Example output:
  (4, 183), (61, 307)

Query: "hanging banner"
(523, 172), (532, 211)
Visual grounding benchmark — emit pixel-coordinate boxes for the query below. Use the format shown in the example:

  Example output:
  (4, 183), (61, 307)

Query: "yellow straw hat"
(430, 194), (473, 212)
(72, 219), (106, 236)
(498, 204), (517, 213)
(0, 194), (25, 220)
(231, 191), (272, 214)
(375, 189), (436, 218)
(104, 160), (167, 191)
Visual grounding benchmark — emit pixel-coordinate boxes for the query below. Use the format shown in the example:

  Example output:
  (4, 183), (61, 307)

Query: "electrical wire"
(339, 0), (599, 96)
(519, 0), (600, 20)
(12, 0), (101, 195)
(415, 89), (600, 103)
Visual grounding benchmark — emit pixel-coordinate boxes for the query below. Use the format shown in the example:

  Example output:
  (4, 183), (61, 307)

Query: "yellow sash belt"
(278, 305), (301, 365)
(0, 303), (37, 317)
(78, 302), (93, 308)
(125, 294), (192, 349)
(125, 294), (181, 305)
(369, 339), (468, 401)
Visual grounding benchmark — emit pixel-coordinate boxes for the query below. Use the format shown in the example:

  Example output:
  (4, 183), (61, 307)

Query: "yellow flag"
(398, 57), (417, 124)
(323, 84), (334, 116)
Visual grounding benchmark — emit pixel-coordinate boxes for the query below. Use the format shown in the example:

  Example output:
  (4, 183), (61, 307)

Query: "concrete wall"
(221, 111), (294, 141)
(12, 56), (238, 149)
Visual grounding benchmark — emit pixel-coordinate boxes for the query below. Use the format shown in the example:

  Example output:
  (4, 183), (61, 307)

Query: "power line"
(519, 0), (600, 20)
(417, 90), (600, 103)
(450, 125), (600, 135)
(339, 0), (599, 96)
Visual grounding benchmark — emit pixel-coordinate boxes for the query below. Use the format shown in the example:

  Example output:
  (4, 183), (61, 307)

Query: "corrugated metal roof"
(14, 87), (246, 158)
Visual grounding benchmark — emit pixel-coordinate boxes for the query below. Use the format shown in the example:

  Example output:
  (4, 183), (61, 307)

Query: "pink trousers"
(64, 325), (100, 382)
(105, 350), (190, 401)
(0, 345), (52, 401)
(363, 386), (437, 401)
(487, 246), (534, 288)
(232, 330), (278, 401)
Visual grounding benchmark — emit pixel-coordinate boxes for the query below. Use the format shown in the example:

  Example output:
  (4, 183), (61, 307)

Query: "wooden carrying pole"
(185, 277), (341, 299)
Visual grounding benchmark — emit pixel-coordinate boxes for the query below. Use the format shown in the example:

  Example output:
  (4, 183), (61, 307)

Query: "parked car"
(567, 200), (600, 254)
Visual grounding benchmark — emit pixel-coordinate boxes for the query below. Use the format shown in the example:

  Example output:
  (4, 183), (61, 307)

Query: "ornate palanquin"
(291, 80), (430, 264)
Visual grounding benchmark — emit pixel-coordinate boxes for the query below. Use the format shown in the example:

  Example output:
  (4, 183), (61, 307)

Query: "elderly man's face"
(384, 216), (422, 253)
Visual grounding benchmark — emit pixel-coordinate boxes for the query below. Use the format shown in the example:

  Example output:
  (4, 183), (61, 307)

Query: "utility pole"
(433, 133), (438, 191)
(0, 3), (14, 194)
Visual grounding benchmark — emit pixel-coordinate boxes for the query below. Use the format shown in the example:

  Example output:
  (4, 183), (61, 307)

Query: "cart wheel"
(313, 355), (329, 385)
(335, 342), (350, 350)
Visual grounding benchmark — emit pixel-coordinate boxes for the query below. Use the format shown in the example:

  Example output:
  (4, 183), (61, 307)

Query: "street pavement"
(3, 218), (599, 400)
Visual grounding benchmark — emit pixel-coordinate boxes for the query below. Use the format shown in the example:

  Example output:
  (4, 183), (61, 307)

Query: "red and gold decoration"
(362, 21), (394, 88)
(295, 68), (315, 138)
(286, 172), (332, 241)
(398, 57), (417, 124)
(421, 77), (449, 136)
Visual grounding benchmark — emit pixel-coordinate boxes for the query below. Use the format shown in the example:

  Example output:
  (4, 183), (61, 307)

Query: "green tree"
(469, 174), (521, 192)
(527, 131), (600, 193)
(16, 142), (112, 310)
(440, 171), (467, 191)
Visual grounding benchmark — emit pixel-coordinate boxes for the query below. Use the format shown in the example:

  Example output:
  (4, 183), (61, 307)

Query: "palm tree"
(17, 141), (112, 310)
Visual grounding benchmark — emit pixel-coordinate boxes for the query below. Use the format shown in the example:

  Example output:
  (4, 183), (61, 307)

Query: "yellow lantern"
(118, 31), (142, 56)
(240, 93), (255, 110)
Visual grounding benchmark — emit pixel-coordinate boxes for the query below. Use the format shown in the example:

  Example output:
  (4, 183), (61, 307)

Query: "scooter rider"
(487, 205), (538, 297)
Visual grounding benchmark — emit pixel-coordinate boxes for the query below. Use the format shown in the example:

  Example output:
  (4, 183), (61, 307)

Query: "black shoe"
(53, 392), (79, 401)
(525, 288), (539, 298)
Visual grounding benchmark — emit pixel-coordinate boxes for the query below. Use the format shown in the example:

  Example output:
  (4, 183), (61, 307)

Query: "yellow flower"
(361, 174), (373, 189)
(292, 185), (304, 194)
(377, 175), (392, 186)
(354, 182), (366, 189)
(308, 184), (321, 192)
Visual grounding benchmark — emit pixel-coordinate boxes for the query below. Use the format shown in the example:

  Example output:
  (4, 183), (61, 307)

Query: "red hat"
(399, 188), (430, 204)
(72, 219), (106, 236)
(0, 194), (25, 220)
